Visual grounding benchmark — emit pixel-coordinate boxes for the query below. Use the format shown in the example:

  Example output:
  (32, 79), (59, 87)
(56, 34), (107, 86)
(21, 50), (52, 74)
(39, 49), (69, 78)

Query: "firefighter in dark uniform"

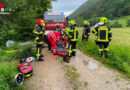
(82, 20), (90, 41)
(55, 23), (63, 35)
(92, 17), (112, 58)
(33, 19), (45, 61)
(68, 20), (79, 58)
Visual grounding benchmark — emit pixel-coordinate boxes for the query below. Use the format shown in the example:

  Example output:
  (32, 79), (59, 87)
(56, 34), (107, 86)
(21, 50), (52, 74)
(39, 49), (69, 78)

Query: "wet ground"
(25, 48), (130, 90)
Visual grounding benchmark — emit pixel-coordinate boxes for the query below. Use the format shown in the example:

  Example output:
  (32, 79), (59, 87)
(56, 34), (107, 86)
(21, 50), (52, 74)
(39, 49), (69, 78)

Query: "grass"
(64, 65), (81, 90)
(84, 81), (88, 86)
(110, 16), (130, 28)
(0, 44), (36, 90)
(77, 27), (130, 78)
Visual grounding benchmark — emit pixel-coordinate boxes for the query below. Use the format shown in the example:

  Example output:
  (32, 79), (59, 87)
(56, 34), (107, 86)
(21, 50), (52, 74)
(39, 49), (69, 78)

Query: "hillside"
(69, 0), (130, 20)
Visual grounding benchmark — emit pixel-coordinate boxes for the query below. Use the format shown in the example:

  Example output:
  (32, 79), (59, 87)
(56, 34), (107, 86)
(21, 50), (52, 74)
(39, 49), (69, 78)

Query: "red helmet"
(37, 19), (42, 25)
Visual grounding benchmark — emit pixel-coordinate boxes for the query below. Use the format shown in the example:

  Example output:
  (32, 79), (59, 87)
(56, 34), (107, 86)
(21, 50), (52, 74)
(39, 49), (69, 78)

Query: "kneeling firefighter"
(33, 19), (45, 61)
(47, 31), (61, 55)
(68, 20), (79, 58)
(82, 20), (90, 41)
(92, 17), (112, 58)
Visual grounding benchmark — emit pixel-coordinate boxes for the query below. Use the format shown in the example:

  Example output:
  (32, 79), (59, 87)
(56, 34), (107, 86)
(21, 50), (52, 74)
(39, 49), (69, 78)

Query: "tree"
(0, 0), (57, 46)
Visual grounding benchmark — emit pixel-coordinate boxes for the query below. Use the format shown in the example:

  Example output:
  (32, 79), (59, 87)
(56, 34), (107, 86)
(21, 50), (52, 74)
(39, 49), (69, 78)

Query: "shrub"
(111, 21), (122, 28)
(127, 19), (130, 27)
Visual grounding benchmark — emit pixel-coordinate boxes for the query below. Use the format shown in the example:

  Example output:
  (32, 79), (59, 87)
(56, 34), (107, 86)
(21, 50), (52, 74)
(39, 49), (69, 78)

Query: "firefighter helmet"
(37, 19), (42, 25)
(69, 20), (75, 26)
(100, 17), (108, 23)
(57, 23), (60, 26)
(84, 20), (88, 25)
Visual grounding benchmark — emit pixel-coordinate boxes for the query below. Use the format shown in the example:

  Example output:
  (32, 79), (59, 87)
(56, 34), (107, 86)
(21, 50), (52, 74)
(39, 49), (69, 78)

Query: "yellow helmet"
(57, 23), (60, 26)
(84, 20), (88, 25)
(100, 17), (108, 23)
(69, 20), (75, 26)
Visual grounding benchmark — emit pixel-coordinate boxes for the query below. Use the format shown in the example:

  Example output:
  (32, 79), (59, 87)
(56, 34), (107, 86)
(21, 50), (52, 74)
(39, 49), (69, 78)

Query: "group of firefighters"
(33, 17), (112, 63)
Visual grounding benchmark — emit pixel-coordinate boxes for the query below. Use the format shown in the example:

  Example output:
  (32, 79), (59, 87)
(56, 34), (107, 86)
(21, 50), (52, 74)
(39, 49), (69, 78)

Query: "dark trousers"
(36, 44), (43, 60)
(82, 34), (89, 41)
(68, 41), (77, 57)
(98, 42), (109, 57)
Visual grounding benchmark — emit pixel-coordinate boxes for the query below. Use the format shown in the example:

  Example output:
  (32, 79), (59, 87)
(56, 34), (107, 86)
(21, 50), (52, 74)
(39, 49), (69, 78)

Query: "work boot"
(37, 56), (44, 61)
(104, 51), (108, 58)
(63, 56), (70, 63)
(72, 52), (76, 56)
(98, 51), (103, 57)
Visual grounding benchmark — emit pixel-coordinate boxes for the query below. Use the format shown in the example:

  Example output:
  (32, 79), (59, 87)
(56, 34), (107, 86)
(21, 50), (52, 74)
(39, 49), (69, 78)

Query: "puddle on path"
(88, 61), (98, 70)
(75, 52), (98, 70)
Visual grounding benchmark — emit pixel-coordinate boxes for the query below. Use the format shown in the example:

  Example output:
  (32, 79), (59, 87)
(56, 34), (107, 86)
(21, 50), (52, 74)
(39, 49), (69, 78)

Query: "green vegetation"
(77, 27), (130, 78)
(84, 81), (88, 86)
(69, 0), (130, 20)
(69, 0), (130, 28)
(0, 44), (36, 90)
(73, 15), (130, 28)
(0, 0), (56, 89)
(64, 65), (81, 90)
(110, 16), (130, 28)
(0, 0), (56, 47)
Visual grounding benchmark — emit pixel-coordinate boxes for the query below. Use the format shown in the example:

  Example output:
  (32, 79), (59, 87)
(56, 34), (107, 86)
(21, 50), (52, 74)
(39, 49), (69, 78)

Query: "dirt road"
(25, 48), (130, 90)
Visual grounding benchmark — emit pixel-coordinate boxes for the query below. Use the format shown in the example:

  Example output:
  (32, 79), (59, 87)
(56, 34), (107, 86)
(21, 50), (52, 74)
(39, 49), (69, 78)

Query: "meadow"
(77, 27), (130, 77)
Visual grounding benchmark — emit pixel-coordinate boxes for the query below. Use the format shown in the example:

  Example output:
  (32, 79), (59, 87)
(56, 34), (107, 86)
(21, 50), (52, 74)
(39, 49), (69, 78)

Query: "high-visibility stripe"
(68, 44), (72, 56)
(104, 48), (109, 51)
(92, 28), (97, 35)
(34, 37), (43, 44)
(34, 37), (39, 44)
(109, 31), (112, 33)
(33, 30), (43, 35)
(74, 29), (76, 41)
(36, 48), (40, 60)
(70, 39), (78, 41)
(72, 49), (76, 51)
(39, 42), (44, 44)
(69, 35), (72, 38)
(99, 49), (103, 52)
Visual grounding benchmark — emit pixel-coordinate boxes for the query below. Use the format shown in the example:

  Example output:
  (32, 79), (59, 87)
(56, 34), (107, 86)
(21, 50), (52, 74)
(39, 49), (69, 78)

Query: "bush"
(127, 19), (130, 27)
(111, 21), (122, 28)
(88, 17), (100, 26)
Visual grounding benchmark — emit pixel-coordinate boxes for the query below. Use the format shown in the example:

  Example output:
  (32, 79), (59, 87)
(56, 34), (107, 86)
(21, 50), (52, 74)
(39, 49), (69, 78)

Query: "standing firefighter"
(68, 20), (79, 58)
(33, 19), (45, 61)
(92, 17), (112, 58)
(82, 20), (90, 41)
(55, 23), (63, 35)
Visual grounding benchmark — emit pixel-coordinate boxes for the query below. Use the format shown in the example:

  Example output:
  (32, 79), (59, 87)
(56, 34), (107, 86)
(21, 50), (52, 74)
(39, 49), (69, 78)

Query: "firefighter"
(68, 20), (79, 58)
(55, 23), (63, 35)
(92, 17), (112, 58)
(33, 19), (44, 61)
(82, 20), (90, 41)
